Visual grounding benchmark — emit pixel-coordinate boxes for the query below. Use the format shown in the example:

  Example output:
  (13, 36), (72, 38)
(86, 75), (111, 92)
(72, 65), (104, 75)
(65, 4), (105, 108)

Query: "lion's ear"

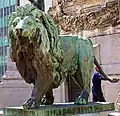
(31, 8), (43, 19)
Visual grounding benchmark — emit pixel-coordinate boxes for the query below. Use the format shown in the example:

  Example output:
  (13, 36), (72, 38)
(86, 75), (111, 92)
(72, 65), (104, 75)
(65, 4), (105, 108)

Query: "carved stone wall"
(49, 0), (120, 36)
(52, 0), (103, 7)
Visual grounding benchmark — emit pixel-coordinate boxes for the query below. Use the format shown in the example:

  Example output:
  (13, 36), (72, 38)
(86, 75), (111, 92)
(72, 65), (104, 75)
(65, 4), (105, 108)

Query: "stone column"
(3, 58), (21, 79)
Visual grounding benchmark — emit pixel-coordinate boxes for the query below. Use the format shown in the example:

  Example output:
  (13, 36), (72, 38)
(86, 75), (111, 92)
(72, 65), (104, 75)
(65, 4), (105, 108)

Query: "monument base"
(3, 102), (114, 116)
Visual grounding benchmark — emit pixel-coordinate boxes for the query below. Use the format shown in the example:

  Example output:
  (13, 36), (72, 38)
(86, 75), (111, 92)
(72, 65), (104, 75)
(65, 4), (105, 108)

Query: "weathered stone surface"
(52, 0), (103, 9)
(3, 102), (114, 116)
(91, 33), (120, 75)
(48, 0), (120, 35)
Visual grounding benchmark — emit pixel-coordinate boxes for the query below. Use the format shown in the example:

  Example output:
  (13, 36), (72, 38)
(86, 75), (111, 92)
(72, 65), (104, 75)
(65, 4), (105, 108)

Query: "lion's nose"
(16, 28), (23, 36)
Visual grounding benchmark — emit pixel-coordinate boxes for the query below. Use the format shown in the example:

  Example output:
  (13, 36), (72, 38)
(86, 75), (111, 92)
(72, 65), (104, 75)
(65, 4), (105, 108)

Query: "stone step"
(3, 102), (114, 116)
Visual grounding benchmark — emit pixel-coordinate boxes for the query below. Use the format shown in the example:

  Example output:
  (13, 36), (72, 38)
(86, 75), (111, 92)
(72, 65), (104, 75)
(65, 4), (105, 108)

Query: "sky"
(44, 0), (52, 12)
(20, 0), (52, 12)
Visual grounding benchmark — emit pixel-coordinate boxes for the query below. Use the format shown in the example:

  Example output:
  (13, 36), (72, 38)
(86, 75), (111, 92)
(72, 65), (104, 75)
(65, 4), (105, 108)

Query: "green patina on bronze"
(3, 102), (114, 116)
(8, 4), (94, 109)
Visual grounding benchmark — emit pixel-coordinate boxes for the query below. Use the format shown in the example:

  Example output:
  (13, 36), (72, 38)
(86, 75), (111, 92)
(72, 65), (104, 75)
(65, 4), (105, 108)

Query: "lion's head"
(9, 4), (50, 53)
(8, 4), (61, 60)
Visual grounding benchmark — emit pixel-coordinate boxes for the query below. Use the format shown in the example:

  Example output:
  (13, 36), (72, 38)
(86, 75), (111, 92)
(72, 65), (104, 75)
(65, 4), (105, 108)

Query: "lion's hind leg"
(74, 90), (89, 105)
(74, 60), (93, 105)
(73, 69), (89, 105)
(74, 39), (94, 105)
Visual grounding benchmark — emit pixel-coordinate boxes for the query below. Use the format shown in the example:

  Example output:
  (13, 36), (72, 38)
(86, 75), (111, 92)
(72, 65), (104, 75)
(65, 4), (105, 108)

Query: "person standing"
(92, 66), (119, 102)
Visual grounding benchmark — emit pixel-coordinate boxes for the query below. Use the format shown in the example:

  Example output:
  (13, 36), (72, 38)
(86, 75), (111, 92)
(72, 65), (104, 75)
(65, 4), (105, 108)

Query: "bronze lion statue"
(8, 4), (108, 109)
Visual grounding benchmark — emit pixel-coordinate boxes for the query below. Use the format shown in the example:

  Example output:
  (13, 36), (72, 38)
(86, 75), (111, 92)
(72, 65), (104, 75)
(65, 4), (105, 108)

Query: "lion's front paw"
(41, 96), (54, 105)
(23, 98), (40, 109)
(23, 98), (34, 109)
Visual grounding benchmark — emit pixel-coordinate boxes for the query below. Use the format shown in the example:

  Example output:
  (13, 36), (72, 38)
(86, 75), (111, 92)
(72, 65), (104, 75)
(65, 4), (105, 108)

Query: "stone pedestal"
(108, 112), (120, 116)
(0, 110), (3, 116)
(0, 58), (33, 108)
(53, 80), (69, 103)
(0, 78), (33, 108)
(3, 102), (114, 116)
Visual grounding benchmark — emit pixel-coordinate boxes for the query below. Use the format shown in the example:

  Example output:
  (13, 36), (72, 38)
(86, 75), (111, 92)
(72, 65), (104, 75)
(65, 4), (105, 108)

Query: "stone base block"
(3, 102), (114, 116)
(108, 111), (120, 116)
(0, 110), (3, 116)
(0, 78), (33, 108)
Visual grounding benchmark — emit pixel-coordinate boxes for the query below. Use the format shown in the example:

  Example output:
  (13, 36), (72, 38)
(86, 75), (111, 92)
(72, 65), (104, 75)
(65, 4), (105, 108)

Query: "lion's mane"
(8, 4), (63, 86)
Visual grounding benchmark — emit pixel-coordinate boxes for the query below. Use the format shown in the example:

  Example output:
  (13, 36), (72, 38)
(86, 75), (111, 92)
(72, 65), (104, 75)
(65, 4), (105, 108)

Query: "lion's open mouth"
(17, 35), (24, 41)
(18, 35), (22, 38)
(17, 35), (29, 46)
(16, 33), (28, 40)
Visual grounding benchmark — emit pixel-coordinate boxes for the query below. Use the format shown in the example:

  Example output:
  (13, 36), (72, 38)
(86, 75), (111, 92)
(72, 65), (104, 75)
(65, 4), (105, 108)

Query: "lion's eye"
(27, 21), (32, 25)
(12, 17), (20, 27)
(13, 21), (18, 27)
